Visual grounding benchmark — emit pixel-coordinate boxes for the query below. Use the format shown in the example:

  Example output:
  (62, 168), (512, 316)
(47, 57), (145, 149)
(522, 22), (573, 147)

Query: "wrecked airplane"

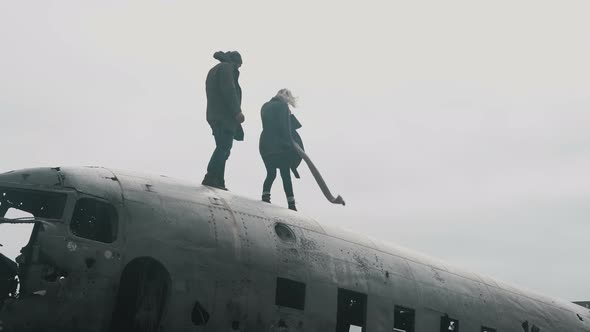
(0, 167), (589, 332)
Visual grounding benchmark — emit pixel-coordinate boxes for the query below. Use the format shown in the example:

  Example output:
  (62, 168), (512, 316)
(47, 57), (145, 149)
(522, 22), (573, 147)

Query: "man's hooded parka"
(205, 51), (244, 141)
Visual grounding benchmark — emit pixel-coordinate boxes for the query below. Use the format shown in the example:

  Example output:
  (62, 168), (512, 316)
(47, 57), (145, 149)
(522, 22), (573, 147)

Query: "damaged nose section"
(0, 181), (70, 331)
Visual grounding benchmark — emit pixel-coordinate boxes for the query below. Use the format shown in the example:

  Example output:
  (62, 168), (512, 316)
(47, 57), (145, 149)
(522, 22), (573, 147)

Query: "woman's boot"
(287, 197), (297, 211)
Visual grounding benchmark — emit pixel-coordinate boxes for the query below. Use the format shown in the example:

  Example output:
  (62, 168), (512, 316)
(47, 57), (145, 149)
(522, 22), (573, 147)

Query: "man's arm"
(217, 63), (242, 116)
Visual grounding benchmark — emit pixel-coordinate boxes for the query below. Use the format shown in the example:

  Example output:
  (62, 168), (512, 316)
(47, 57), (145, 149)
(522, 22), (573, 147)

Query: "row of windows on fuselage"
(275, 277), (497, 332)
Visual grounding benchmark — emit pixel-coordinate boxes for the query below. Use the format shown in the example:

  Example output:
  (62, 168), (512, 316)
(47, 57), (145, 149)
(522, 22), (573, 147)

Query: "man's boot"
(202, 174), (227, 190)
(262, 192), (271, 203)
(202, 173), (217, 187)
(217, 178), (228, 191)
(287, 197), (297, 211)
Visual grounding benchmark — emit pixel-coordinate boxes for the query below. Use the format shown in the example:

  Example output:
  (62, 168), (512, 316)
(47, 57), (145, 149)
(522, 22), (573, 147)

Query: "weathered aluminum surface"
(0, 167), (589, 332)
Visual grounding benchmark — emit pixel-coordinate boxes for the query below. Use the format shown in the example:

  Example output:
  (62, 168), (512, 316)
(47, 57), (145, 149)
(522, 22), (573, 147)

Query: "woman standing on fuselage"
(259, 89), (304, 211)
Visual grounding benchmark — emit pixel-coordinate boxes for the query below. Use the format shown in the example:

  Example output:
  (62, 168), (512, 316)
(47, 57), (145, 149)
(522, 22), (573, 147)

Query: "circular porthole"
(274, 223), (296, 243)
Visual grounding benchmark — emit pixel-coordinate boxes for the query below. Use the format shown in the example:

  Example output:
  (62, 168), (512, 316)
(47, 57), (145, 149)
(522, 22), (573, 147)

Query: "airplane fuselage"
(0, 167), (588, 332)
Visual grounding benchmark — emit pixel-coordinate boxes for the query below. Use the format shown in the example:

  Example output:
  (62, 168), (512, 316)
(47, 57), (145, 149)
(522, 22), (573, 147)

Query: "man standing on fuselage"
(202, 50), (245, 190)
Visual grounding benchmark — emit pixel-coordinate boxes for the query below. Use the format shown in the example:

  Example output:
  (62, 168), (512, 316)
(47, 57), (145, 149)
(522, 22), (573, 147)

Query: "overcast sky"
(1, 1), (589, 301)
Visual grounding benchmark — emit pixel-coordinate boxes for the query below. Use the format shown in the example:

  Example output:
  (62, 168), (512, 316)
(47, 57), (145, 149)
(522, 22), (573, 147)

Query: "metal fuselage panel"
(0, 167), (589, 332)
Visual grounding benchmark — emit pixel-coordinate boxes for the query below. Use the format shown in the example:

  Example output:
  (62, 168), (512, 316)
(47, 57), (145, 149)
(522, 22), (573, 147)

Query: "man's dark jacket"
(206, 62), (244, 141)
(259, 97), (304, 174)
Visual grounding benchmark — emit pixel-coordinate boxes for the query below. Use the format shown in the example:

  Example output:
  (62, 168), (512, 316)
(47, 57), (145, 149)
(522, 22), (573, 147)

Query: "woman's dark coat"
(205, 60), (244, 141)
(259, 97), (304, 175)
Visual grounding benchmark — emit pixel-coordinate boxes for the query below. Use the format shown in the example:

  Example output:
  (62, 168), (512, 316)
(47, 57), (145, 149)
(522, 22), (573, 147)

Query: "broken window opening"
(394, 305), (415, 332)
(0, 187), (67, 220)
(1, 188), (67, 260)
(0, 209), (33, 299)
(336, 288), (367, 332)
(481, 327), (496, 332)
(70, 198), (118, 243)
(440, 315), (459, 332)
(1, 209), (34, 262)
(275, 277), (306, 310)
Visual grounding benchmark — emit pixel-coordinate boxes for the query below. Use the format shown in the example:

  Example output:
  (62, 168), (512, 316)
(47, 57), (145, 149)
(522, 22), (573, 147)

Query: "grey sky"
(1, 1), (589, 301)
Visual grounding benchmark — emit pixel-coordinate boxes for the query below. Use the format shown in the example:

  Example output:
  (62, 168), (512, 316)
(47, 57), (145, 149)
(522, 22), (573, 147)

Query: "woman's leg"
(279, 167), (296, 210)
(262, 163), (277, 203)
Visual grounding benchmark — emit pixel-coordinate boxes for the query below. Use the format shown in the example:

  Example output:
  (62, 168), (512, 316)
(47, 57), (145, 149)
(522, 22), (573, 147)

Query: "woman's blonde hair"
(275, 88), (297, 107)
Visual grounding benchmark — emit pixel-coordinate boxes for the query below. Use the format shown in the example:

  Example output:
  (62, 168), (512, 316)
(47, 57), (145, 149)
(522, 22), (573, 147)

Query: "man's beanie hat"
(213, 51), (242, 65)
